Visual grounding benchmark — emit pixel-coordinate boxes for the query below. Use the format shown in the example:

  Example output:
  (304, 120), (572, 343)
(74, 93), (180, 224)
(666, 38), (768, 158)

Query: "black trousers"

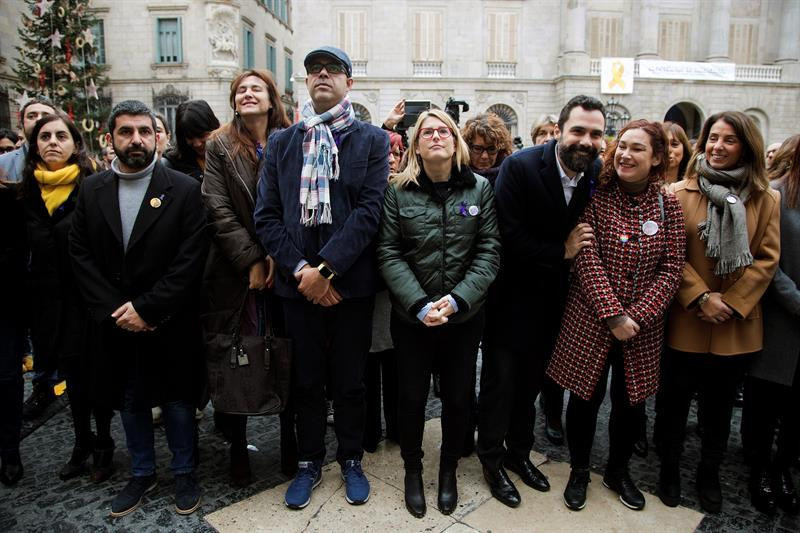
(747, 369), (800, 470)
(392, 311), (484, 471)
(656, 347), (754, 468)
(0, 319), (24, 463)
(283, 296), (374, 465)
(363, 348), (398, 450)
(62, 356), (114, 450)
(566, 344), (643, 471)
(477, 335), (548, 467)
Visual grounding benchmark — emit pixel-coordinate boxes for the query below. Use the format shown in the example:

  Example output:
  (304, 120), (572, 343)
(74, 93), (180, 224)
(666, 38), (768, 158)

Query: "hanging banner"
(600, 58), (634, 94)
(638, 60), (735, 81)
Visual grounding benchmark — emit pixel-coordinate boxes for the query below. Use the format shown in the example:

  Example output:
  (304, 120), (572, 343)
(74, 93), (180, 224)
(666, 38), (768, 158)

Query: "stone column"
(637, 0), (659, 59)
(776, 0), (800, 64)
(560, 0), (590, 75)
(706, 0), (732, 62)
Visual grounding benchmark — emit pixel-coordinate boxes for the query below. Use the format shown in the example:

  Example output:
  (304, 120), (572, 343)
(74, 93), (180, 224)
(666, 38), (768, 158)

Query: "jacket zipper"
(219, 141), (255, 207)
(441, 201), (447, 295)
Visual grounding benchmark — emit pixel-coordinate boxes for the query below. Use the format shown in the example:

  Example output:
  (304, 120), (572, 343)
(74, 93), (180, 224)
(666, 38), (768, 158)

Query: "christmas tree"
(13, 0), (111, 153)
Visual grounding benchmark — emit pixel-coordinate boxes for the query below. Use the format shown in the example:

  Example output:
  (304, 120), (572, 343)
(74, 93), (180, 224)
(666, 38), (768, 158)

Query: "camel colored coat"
(666, 179), (780, 355)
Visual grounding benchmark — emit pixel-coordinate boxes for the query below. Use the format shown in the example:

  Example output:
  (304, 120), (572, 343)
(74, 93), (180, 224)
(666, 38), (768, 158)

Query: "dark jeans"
(364, 348), (398, 450)
(566, 344), (644, 471)
(477, 335), (548, 467)
(392, 311), (484, 471)
(747, 370), (800, 470)
(656, 347), (754, 468)
(120, 386), (195, 476)
(283, 296), (374, 465)
(0, 320), (24, 463)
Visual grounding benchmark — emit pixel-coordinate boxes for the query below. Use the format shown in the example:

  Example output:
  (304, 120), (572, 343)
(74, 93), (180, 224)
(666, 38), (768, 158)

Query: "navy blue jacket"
(254, 119), (389, 299)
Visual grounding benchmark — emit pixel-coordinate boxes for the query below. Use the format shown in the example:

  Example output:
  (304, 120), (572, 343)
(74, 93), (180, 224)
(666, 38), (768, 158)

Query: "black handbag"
(209, 294), (291, 416)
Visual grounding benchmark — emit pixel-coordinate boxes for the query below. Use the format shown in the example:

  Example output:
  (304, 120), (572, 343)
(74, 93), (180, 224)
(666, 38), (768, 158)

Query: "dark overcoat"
(751, 180), (800, 386)
(489, 139), (598, 354)
(68, 162), (209, 409)
(547, 183), (686, 404)
(23, 182), (86, 368)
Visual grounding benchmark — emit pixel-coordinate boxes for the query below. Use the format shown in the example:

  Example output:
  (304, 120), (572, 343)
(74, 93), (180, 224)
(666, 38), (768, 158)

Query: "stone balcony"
(486, 61), (516, 78)
(412, 60), (442, 77)
(351, 60), (367, 77)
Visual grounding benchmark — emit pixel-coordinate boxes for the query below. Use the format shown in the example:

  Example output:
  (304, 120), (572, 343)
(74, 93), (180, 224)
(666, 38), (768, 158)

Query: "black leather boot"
(438, 466), (458, 515)
(91, 439), (115, 483)
(404, 469), (426, 518)
(749, 468), (777, 515)
(658, 461), (681, 507)
(482, 463), (520, 508)
(505, 455), (550, 492)
(59, 436), (95, 481)
(563, 467), (591, 511)
(777, 468), (799, 515)
(696, 462), (722, 514)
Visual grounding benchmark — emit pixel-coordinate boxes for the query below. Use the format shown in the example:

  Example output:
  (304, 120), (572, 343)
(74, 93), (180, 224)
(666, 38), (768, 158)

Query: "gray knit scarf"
(696, 155), (752, 276)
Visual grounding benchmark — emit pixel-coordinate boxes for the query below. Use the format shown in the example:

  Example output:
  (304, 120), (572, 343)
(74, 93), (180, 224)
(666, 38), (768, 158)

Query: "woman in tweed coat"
(547, 120), (685, 512)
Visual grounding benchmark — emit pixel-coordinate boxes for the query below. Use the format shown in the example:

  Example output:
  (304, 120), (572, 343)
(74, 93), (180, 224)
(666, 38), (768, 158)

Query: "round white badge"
(642, 220), (659, 236)
(468, 205), (480, 216)
(726, 195), (738, 204)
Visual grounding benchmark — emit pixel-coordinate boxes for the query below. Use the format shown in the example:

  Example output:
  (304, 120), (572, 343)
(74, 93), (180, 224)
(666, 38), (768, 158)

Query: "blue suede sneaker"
(341, 459), (370, 505)
(284, 461), (322, 509)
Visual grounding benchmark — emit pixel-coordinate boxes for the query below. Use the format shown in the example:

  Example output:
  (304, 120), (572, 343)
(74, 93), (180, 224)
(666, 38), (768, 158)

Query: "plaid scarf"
(298, 97), (355, 226)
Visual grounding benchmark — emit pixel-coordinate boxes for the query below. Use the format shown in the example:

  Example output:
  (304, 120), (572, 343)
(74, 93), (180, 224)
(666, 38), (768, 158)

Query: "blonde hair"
(389, 109), (471, 189)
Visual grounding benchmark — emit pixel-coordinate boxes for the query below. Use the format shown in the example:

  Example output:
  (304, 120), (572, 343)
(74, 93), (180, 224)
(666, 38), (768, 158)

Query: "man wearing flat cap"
(255, 45), (389, 509)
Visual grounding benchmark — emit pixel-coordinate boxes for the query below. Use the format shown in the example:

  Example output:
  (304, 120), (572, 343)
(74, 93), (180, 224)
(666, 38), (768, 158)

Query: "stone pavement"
(2, 369), (800, 532)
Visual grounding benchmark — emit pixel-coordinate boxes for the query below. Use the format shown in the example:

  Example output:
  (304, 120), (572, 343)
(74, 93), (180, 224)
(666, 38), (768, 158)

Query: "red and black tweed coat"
(547, 182), (686, 405)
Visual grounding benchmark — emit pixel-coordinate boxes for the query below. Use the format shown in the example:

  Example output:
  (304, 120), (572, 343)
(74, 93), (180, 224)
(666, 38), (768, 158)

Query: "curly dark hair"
(460, 112), (513, 159)
(21, 113), (95, 200)
(598, 119), (669, 187)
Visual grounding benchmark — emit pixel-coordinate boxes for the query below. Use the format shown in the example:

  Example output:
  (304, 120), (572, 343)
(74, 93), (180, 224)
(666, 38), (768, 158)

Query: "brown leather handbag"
(208, 295), (291, 416)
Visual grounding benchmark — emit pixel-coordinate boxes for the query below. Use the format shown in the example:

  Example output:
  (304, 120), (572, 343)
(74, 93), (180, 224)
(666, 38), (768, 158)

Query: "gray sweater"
(112, 156), (157, 251)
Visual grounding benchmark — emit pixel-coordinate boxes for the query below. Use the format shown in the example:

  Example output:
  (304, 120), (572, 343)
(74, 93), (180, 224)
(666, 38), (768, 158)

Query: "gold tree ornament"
(57, 6), (65, 16)
(81, 118), (95, 132)
(56, 84), (67, 96)
(75, 36), (84, 48)
(97, 134), (107, 148)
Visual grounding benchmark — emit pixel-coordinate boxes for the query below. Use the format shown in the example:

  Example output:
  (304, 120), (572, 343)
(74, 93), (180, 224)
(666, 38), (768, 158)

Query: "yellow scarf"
(34, 163), (80, 215)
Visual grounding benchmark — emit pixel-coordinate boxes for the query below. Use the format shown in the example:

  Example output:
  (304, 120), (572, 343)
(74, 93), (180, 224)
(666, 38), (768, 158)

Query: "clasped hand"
(422, 296), (456, 327)
(608, 315), (640, 341)
(111, 301), (154, 333)
(248, 256), (276, 290)
(697, 292), (733, 324)
(295, 265), (341, 307)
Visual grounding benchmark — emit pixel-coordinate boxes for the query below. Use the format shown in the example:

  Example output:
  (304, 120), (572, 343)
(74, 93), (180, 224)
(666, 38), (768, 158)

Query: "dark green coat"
(377, 164), (501, 324)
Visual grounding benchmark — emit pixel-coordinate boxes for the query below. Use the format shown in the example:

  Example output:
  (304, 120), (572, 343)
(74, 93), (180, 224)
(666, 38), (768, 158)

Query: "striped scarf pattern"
(298, 97), (355, 226)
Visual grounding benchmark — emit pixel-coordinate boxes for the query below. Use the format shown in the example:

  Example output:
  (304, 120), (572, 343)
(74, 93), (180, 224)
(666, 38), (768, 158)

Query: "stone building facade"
(291, 0), (800, 146)
(0, 0), (295, 132)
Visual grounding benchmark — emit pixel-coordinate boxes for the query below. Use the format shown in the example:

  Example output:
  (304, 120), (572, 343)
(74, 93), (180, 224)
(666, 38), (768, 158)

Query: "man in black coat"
(477, 95), (605, 507)
(69, 100), (208, 517)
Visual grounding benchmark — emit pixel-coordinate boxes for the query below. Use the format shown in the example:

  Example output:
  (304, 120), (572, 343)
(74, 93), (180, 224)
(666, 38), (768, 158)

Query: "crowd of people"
(1, 44), (799, 523)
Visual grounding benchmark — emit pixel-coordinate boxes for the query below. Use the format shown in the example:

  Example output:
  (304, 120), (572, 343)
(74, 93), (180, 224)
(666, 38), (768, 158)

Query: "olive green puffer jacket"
(377, 164), (501, 324)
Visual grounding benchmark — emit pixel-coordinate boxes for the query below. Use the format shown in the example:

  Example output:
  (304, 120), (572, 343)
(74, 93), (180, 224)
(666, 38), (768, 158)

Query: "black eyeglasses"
(307, 62), (347, 75)
(469, 144), (498, 156)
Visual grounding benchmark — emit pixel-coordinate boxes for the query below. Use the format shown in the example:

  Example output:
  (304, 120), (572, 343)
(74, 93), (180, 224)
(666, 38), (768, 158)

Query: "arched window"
(352, 102), (372, 124)
(486, 103), (518, 137)
(664, 102), (704, 141)
(152, 84), (189, 134)
(745, 108), (769, 141)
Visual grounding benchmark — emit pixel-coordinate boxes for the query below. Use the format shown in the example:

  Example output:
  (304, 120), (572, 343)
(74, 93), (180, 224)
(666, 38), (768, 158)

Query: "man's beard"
(114, 142), (155, 170)
(558, 141), (598, 173)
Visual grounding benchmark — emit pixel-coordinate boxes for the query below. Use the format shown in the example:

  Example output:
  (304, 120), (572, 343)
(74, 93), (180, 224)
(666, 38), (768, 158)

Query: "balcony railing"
(351, 60), (367, 77)
(589, 58), (782, 82)
(487, 61), (517, 78)
(412, 60), (442, 77)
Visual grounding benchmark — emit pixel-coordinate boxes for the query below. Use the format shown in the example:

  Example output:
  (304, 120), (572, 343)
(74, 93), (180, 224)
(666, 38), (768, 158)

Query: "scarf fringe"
(714, 252), (754, 276)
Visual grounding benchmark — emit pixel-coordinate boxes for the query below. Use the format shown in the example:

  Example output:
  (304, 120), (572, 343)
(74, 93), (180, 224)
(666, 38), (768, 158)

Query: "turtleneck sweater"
(112, 156), (157, 251)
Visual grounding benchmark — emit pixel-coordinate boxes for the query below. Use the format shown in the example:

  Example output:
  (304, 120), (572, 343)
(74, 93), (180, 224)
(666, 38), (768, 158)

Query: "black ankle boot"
(438, 466), (457, 515)
(696, 462), (722, 514)
(777, 468), (799, 515)
(91, 439), (115, 483)
(230, 443), (252, 487)
(59, 441), (94, 480)
(658, 462), (681, 507)
(404, 469), (426, 518)
(749, 468), (777, 515)
(0, 454), (23, 487)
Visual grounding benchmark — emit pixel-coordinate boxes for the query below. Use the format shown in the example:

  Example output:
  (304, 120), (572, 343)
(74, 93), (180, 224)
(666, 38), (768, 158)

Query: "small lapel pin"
(150, 197), (162, 208)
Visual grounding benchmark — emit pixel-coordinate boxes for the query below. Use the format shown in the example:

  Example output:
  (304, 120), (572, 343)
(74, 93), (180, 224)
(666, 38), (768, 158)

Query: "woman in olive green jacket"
(377, 109), (501, 519)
